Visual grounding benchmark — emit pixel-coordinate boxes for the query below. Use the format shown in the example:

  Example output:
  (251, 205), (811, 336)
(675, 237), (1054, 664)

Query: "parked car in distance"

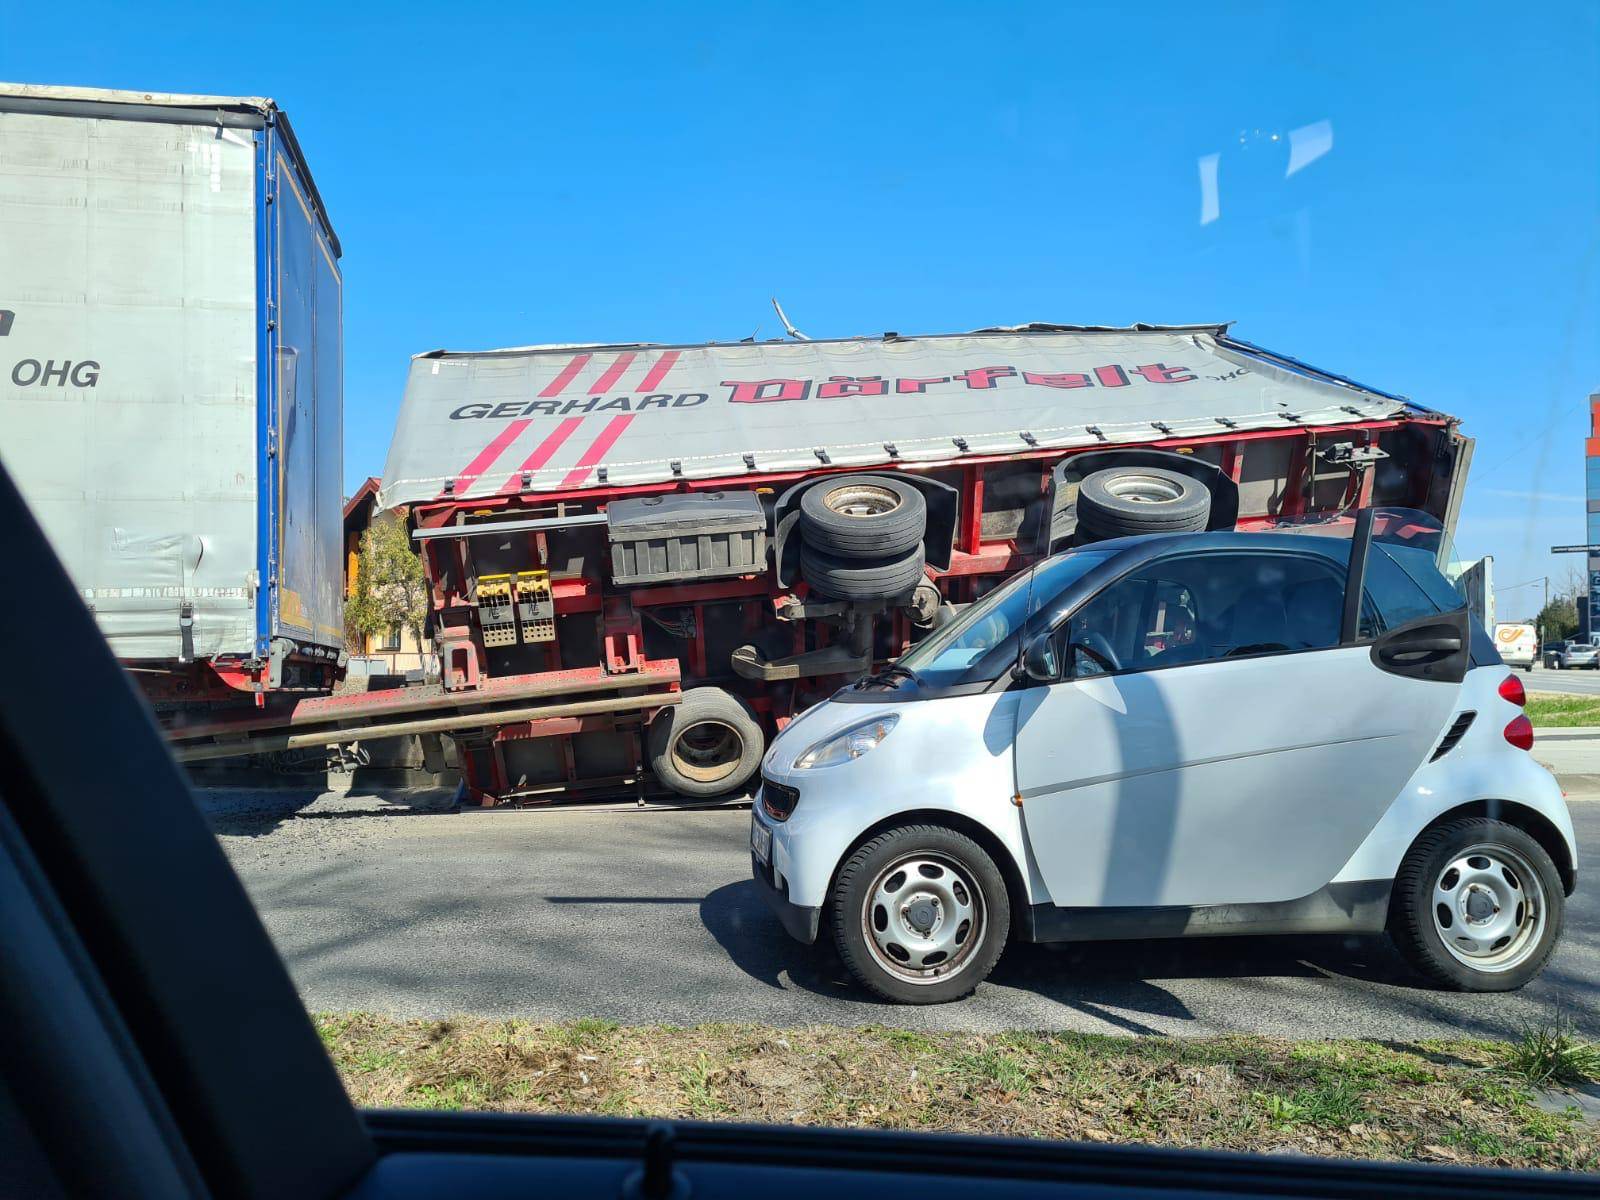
(1560, 641), (1600, 669)
(1493, 623), (1536, 672)
(1543, 641), (1569, 669)
(752, 508), (1574, 1004)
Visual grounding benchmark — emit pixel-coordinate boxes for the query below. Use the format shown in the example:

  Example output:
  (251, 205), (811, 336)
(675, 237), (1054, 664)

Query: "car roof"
(1067, 527), (1355, 563)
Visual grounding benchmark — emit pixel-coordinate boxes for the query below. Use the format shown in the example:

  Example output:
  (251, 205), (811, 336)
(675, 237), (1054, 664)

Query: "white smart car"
(750, 507), (1575, 1004)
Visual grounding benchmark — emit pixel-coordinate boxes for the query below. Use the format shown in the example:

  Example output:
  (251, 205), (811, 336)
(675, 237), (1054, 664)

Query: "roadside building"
(343, 477), (431, 677)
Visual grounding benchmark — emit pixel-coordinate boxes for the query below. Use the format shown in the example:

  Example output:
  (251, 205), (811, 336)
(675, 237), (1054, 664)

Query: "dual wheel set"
(826, 818), (1567, 1004)
(644, 466), (1216, 800)
(647, 474), (935, 799)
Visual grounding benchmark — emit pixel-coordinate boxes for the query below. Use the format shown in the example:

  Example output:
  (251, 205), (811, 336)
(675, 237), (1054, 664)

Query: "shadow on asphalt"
(693, 878), (1446, 1029)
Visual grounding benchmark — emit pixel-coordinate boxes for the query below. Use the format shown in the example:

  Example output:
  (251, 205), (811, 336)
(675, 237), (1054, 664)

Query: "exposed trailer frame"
(406, 421), (1462, 805)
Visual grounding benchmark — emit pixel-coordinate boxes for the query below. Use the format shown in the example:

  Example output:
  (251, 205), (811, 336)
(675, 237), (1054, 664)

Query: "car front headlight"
(793, 714), (899, 769)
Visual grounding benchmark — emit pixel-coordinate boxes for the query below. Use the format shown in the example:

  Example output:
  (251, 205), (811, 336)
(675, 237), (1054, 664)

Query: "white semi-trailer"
(0, 83), (345, 702)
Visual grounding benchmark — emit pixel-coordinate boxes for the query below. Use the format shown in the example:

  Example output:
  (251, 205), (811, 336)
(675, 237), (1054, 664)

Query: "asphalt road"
(1525, 663), (1600, 695)
(207, 784), (1600, 1039)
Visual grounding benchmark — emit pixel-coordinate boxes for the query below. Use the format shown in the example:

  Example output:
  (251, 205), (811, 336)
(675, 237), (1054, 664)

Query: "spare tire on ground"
(799, 474), (926, 559)
(647, 687), (764, 800)
(1075, 466), (1211, 542)
(801, 542), (926, 601)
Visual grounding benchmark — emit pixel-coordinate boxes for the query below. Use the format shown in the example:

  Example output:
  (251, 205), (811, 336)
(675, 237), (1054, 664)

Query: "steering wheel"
(1075, 630), (1121, 674)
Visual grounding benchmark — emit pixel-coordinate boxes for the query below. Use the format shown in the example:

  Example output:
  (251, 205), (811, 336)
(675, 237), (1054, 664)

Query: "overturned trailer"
(172, 323), (1471, 803)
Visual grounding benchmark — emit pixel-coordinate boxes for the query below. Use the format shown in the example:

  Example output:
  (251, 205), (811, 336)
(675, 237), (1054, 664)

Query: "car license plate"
(750, 818), (772, 864)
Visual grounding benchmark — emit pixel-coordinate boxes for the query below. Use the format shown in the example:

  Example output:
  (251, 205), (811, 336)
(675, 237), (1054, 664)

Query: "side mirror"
(1019, 636), (1060, 682)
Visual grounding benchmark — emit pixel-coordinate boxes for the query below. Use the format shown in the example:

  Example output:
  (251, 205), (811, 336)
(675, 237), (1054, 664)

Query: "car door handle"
(1379, 635), (1461, 660)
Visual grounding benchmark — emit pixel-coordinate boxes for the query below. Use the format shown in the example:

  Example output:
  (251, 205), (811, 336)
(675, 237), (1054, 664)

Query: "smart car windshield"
(897, 549), (1114, 686)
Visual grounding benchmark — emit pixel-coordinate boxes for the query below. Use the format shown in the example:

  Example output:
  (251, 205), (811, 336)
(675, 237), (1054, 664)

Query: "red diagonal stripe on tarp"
(498, 416), (585, 493)
(538, 353), (592, 397)
(588, 352), (637, 394)
(444, 419), (532, 495)
(633, 350), (680, 393)
(560, 415), (635, 487)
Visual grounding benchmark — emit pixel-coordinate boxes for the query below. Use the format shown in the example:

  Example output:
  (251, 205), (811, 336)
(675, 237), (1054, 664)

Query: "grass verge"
(316, 1014), (1600, 1172)
(1526, 692), (1600, 728)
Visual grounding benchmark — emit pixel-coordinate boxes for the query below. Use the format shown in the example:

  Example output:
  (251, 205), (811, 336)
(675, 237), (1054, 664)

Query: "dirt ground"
(319, 1013), (1600, 1172)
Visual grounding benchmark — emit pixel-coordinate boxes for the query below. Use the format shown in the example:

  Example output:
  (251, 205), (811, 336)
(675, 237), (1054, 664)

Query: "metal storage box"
(607, 491), (768, 586)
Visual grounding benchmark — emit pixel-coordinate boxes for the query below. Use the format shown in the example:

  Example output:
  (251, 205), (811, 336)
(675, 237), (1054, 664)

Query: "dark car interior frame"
(0, 458), (1589, 1199)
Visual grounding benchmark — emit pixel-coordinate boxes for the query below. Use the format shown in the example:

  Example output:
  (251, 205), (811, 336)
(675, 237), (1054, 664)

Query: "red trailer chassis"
(393, 411), (1464, 806)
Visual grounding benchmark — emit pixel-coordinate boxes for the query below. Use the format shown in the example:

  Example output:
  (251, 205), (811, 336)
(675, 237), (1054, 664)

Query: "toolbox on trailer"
(607, 492), (768, 586)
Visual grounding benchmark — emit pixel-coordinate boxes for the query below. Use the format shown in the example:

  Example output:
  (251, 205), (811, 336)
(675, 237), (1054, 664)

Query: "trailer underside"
(159, 393), (1467, 807)
(405, 415), (1463, 806)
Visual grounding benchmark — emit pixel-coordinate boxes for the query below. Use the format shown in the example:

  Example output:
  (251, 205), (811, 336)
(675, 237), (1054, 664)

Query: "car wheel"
(1388, 818), (1564, 991)
(646, 687), (764, 799)
(829, 824), (1010, 1004)
(799, 474), (927, 559)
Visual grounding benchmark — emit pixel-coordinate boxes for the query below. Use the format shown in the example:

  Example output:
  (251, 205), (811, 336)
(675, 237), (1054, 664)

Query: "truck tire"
(647, 687), (764, 800)
(799, 474), (926, 559)
(829, 823), (1011, 1004)
(1048, 502), (1074, 553)
(1076, 466), (1211, 541)
(1388, 818), (1564, 992)
(801, 543), (926, 601)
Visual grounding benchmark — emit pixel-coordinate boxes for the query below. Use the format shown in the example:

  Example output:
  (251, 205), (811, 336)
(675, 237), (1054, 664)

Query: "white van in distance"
(1493, 623), (1536, 672)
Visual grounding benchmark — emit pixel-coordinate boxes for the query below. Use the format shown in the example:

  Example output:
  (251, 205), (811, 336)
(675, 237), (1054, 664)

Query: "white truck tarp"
(378, 326), (1423, 511)
(0, 99), (260, 661)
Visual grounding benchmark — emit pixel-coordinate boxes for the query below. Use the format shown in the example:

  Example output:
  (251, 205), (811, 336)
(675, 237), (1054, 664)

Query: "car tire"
(1388, 817), (1564, 992)
(1075, 466), (1211, 541)
(829, 823), (1010, 1004)
(646, 687), (764, 800)
(800, 542), (926, 601)
(799, 474), (927, 559)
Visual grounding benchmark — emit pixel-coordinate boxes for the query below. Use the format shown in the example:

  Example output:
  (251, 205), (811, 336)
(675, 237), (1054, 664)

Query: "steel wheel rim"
(1431, 842), (1547, 972)
(824, 483), (901, 518)
(861, 852), (986, 984)
(1103, 474), (1185, 504)
(671, 719), (744, 784)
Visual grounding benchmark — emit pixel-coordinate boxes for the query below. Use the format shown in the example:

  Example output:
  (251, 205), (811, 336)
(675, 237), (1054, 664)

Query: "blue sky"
(4, 2), (1596, 607)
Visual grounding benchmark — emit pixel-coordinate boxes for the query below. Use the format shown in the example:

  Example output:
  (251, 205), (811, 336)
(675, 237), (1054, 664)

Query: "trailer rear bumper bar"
(165, 661), (681, 762)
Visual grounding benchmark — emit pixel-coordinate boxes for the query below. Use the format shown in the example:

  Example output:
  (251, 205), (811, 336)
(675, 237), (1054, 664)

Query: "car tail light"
(1498, 673), (1526, 706)
(1503, 714), (1534, 751)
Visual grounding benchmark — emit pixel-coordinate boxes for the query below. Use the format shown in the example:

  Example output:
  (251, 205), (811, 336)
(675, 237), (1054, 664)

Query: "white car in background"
(1559, 641), (1600, 669)
(751, 508), (1575, 1004)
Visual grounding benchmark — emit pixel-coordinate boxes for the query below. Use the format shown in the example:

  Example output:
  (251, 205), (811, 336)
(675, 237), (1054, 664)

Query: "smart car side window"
(1066, 551), (1346, 676)
(1359, 544), (1448, 637)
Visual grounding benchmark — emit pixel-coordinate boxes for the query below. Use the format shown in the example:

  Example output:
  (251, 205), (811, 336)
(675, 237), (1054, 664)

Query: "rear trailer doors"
(259, 127), (342, 656)
(1011, 509), (1470, 910)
